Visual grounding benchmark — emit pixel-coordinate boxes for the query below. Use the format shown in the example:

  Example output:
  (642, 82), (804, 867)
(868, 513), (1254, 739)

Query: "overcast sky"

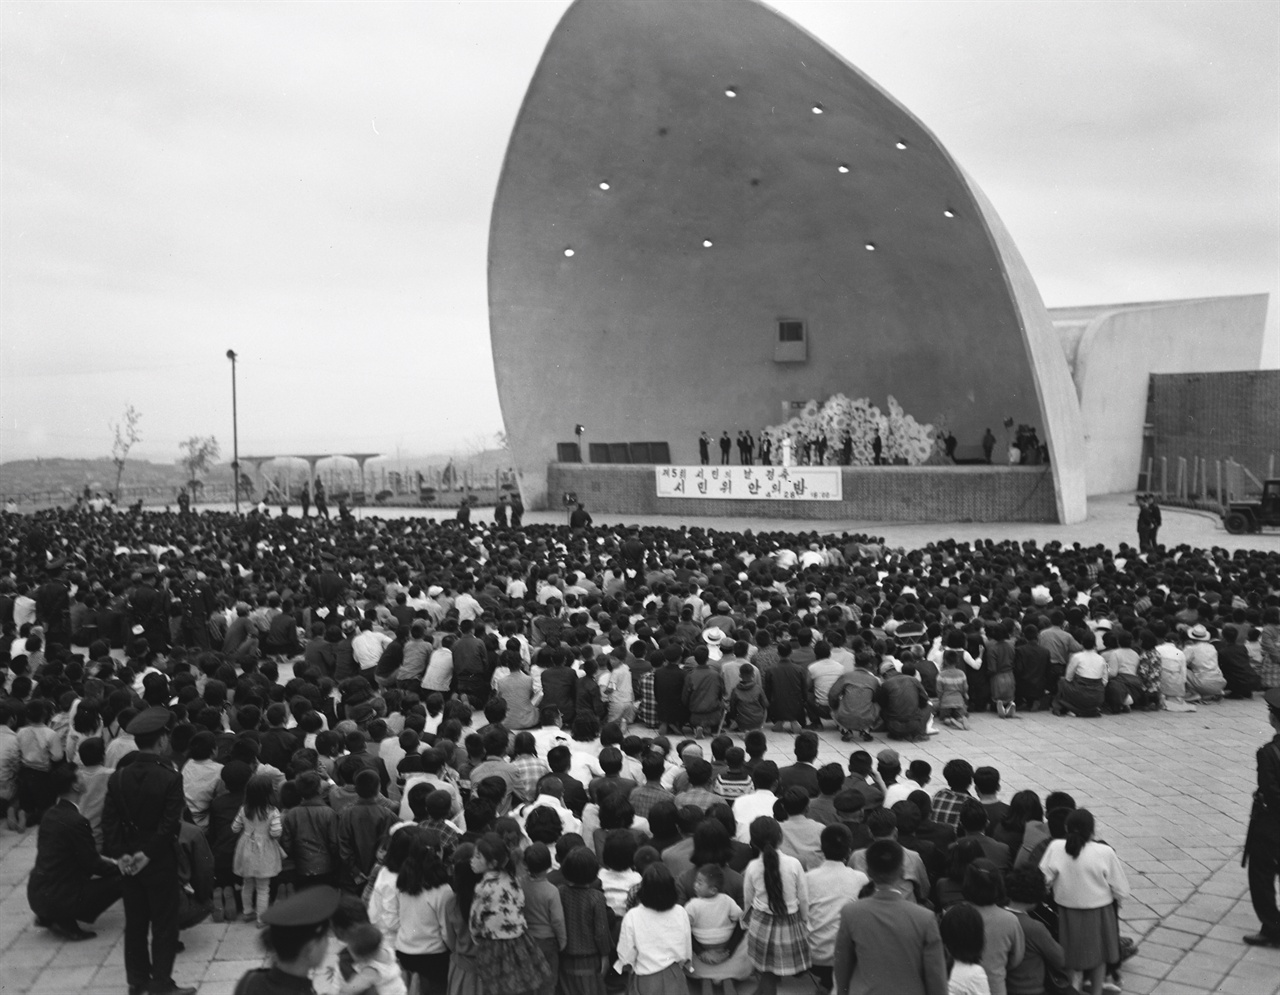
(3, 0), (1276, 465)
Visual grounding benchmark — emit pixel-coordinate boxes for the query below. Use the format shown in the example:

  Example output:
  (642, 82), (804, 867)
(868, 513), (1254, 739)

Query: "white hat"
(1187, 624), (1211, 641)
(702, 627), (725, 645)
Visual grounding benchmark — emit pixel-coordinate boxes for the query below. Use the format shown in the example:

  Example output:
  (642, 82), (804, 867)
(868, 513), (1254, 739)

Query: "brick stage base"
(547, 463), (1060, 522)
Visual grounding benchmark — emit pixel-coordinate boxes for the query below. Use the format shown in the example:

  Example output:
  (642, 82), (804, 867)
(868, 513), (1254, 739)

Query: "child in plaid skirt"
(742, 816), (810, 995)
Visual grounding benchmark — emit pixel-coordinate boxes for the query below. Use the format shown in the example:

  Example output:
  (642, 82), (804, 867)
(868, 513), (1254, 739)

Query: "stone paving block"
(90, 964), (129, 988)
(216, 926), (271, 961)
(1151, 915), (1206, 939)
(1193, 935), (1249, 961)
(204, 958), (265, 981)
(1177, 894), (1237, 922)
(1119, 972), (1163, 994)
(3, 941), (60, 969)
(1151, 981), (1215, 995)
(1162, 952), (1234, 988)
(28, 966), (98, 993)
(1240, 943), (1280, 967)
(0, 967), (41, 993)
(1122, 955), (1171, 980)
(1145, 926), (1202, 950)
(46, 938), (119, 965)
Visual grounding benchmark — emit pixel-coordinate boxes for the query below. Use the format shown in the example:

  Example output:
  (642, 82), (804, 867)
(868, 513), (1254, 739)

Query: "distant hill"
(0, 449), (514, 503)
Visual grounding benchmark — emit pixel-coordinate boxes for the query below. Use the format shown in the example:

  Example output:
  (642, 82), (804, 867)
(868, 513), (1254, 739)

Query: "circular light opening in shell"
(812, 104), (824, 114)
(702, 239), (714, 248)
(943, 209), (955, 218)
(563, 248), (575, 257)
(725, 87), (737, 98)
(864, 243), (876, 251)
(837, 164), (849, 174)
(895, 141), (907, 150)
(599, 182), (610, 191)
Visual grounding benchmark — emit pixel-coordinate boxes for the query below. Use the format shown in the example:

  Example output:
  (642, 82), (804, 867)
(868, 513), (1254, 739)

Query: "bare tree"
(109, 404), (143, 499)
(178, 435), (221, 501)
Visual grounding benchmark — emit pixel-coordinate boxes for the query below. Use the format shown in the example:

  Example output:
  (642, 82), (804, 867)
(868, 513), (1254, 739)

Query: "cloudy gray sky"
(3, 0), (1276, 465)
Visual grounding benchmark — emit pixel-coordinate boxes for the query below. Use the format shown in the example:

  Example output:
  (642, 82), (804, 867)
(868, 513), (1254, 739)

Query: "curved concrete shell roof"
(489, 0), (1086, 522)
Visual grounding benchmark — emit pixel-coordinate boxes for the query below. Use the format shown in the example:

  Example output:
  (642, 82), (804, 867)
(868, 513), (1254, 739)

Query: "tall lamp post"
(226, 349), (239, 514)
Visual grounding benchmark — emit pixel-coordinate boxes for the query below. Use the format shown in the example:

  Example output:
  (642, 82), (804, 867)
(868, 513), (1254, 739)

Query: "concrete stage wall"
(548, 463), (1058, 523)
(490, 0), (1086, 524)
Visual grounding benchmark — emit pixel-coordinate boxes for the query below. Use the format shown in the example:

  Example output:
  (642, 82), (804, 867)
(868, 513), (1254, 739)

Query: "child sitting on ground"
(936, 650), (971, 730)
(685, 864), (743, 992)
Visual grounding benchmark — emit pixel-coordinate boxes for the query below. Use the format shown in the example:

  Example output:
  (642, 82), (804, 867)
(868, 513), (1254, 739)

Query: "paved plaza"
(0, 498), (1276, 995)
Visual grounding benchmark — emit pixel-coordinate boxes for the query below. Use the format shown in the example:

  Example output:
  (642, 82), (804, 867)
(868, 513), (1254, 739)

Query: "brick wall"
(547, 463), (1059, 522)
(1150, 371), (1280, 486)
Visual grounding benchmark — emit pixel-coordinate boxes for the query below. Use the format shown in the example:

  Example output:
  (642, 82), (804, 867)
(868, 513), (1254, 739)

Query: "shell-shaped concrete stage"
(489, 0), (1086, 523)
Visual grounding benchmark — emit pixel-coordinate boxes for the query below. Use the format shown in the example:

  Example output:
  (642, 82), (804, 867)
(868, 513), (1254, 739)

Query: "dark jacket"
(281, 797), (339, 877)
(728, 677), (769, 730)
(303, 637), (339, 679)
(452, 635), (490, 699)
(765, 659), (810, 721)
(539, 667), (578, 726)
(258, 728), (299, 772)
(337, 797), (394, 889)
(683, 665), (722, 717)
(208, 790), (244, 883)
(28, 798), (119, 921)
(653, 666), (689, 726)
(575, 674), (606, 720)
(102, 752), (185, 864)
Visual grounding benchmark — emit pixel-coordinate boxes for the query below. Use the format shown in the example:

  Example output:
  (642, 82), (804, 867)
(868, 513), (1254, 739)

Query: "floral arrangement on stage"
(759, 393), (940, 466)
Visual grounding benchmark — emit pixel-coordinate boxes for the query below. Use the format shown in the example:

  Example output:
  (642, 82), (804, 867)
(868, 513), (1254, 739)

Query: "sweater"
(1039, 839), (1130, 909)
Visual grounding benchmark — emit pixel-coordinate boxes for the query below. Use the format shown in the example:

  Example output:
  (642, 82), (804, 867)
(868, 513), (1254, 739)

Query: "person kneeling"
(27, 761), (124, 940)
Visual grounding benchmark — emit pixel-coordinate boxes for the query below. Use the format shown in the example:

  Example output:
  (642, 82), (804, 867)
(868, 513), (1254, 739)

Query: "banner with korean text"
(655, 465), (843, 500)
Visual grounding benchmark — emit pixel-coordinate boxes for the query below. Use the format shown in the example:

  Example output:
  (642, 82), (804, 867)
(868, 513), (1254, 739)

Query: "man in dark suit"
(27, 762), (123, 940)
(102, 707), (194, 995)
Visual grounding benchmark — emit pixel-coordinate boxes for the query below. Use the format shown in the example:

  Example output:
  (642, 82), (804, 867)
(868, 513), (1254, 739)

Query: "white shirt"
(389, 884), (454, 954)
(805, 861), (869, 965)
(616, 905), (692, 976)
(883, 781), (916, 809)
(14, 596), (37, 629)
(455, 593), (483, 622)
(1039, 839), (1130, 910)
(352, 630), (393, 669)
(731, 790), (778, 843)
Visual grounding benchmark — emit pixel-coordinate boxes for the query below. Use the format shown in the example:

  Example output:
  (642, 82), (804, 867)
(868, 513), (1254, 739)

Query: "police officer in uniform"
(102, 707), (194, 995)
(234, 886), (340, 995)
(1244, 687), (1280, 948)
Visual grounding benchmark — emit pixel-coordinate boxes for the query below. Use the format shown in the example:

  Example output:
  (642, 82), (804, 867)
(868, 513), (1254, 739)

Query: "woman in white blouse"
(1039, 809), (1130, 995)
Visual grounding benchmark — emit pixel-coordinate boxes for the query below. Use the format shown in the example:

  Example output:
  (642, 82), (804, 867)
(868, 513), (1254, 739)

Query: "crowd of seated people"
(1, 503), (1277, 993)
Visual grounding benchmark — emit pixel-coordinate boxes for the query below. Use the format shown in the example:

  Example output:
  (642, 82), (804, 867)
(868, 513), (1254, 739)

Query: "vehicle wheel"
(1224, 512), (1248, 534)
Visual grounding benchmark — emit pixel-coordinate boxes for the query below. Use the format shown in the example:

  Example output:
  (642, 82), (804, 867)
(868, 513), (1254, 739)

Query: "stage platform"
(547, 462), (1060, 523)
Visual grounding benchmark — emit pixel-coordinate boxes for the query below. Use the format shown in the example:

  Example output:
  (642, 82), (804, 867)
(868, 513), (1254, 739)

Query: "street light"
(226, 349), (239, 514)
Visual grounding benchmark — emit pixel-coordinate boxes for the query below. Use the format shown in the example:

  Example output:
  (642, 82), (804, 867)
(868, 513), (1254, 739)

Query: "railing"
(1139, 453), (1275, 514)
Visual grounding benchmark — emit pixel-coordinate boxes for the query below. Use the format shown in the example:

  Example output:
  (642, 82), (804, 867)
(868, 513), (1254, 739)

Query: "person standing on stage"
(720, 432), (732, 465)
(699, 432), (711, 465)
(103, 707), (195, 995)
(1244, 688), (1280, 949)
